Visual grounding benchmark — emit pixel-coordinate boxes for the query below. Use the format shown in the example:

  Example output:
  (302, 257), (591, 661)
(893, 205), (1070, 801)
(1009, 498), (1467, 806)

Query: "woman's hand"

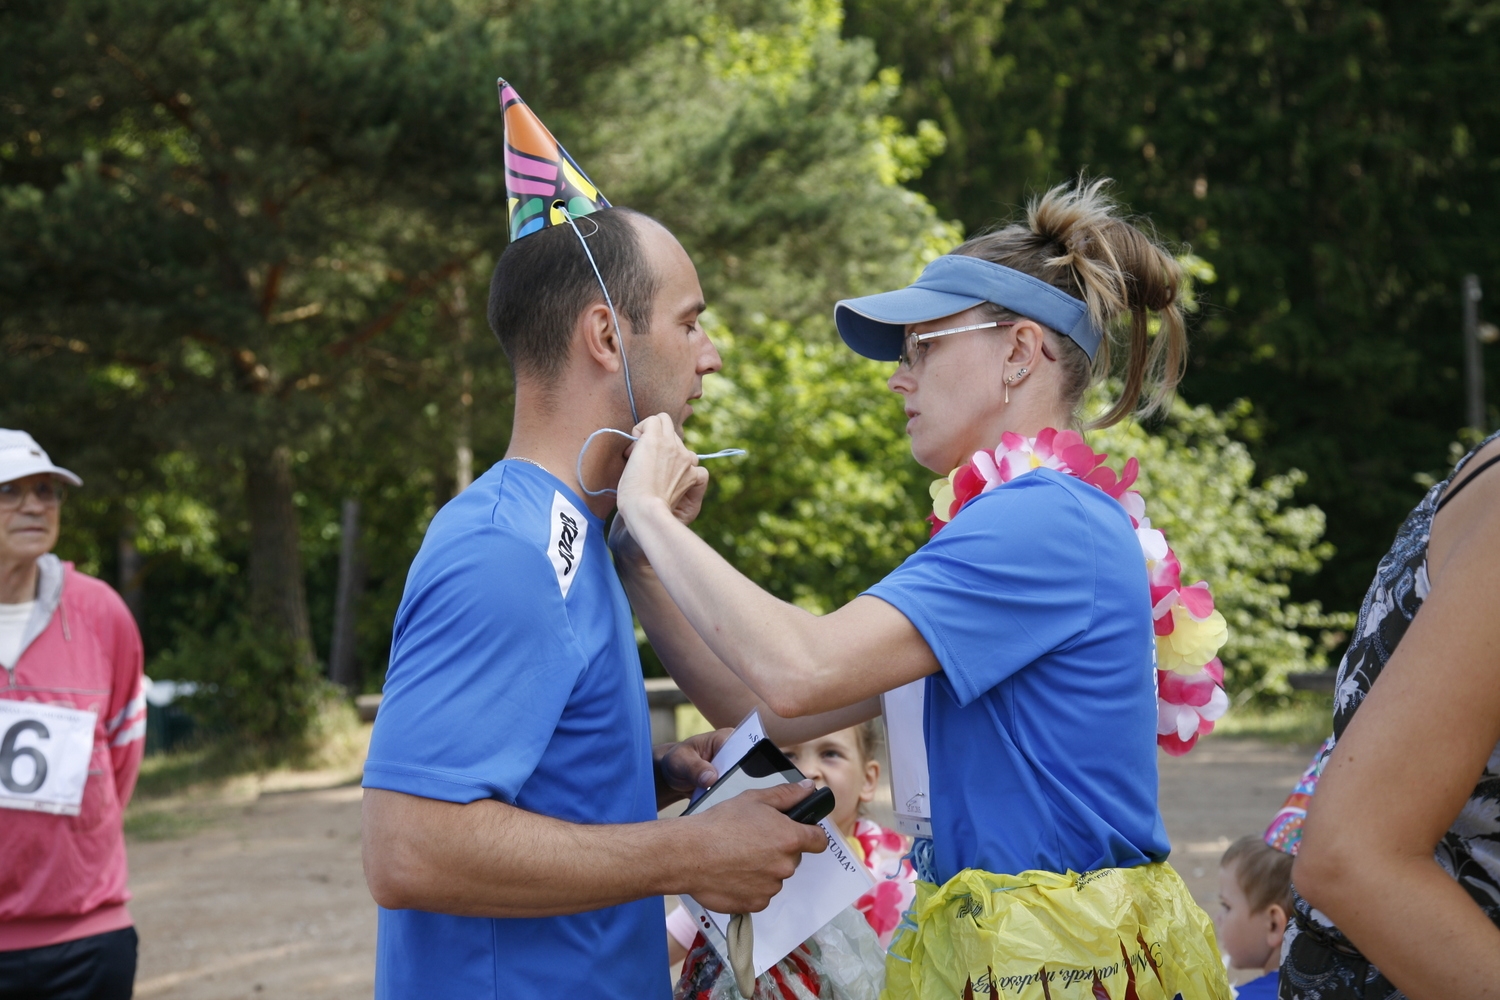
(616, 413), (709, 527)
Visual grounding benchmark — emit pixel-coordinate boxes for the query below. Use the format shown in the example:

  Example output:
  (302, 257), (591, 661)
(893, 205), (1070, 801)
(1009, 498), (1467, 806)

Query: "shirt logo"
(557, 512), (579, 574)
(547, 491), (587, 599)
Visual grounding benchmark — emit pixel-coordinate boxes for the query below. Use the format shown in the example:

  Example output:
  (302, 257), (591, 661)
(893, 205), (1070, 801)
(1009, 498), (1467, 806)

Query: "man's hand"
(679, 783), (829, 913)
(655, 728), (732, 808)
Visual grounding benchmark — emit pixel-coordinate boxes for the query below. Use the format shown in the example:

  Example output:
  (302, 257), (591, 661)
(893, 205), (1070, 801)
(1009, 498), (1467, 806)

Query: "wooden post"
(118, 511), (144, 626)
(329, 497), (364, 691)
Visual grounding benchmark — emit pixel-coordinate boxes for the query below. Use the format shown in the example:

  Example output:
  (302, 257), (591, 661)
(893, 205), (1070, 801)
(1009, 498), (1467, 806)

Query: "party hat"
(1263, 735), (1336, 856)
(499, 78), (611, 242)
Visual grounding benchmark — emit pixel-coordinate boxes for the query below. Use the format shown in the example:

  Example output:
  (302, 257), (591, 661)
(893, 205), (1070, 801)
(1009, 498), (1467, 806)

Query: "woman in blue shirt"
(616, 180), (1230, 999)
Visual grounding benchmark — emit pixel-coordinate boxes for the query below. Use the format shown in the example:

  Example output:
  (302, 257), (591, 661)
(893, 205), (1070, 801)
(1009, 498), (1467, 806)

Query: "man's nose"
(699, 333), (723, 375)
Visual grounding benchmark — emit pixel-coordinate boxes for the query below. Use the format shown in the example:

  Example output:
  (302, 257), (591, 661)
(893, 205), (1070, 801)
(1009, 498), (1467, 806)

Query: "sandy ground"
(124, 736), (1319, 999)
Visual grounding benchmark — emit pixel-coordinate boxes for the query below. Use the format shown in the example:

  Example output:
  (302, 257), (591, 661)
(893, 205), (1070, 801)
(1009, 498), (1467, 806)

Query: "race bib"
(882, 679), (932, 837)
(0, 700), (97, 816)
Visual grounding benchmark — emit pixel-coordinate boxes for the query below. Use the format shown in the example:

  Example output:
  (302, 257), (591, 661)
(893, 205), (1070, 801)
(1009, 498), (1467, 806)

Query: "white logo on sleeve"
(547, 491), (587, 599)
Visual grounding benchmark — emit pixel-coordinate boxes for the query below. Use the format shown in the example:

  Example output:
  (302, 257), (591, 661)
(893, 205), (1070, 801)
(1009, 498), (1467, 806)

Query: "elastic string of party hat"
(561, 209), (641, 427)
(576, 430), (746, 497)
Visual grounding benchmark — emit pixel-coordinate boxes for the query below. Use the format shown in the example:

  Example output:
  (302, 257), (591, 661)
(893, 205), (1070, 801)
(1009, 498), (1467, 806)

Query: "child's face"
(780, 728), (879, 839)
(1215, 861), (1287, 973)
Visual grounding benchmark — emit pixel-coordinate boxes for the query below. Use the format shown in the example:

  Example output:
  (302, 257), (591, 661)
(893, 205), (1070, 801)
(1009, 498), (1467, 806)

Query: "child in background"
(667, 720), (917, 991)
(1216, 835), (1293, 999)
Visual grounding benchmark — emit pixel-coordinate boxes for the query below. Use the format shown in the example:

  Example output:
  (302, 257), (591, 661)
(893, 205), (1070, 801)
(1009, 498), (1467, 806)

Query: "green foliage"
(1091, 400), (1353, 702)
(4, 0), (1376, 727)
(153, 615), (332, 747)
(1, 0), (956, 715)
(686, 323), (929, 613)
(591, 0), (960, 331)
(845, 0), (1500, 613)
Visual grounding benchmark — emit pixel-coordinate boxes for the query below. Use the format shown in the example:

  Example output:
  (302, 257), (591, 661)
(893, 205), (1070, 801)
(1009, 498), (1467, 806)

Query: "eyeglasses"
(898, 320), (1019, 370)
(0, 480), (66, 511)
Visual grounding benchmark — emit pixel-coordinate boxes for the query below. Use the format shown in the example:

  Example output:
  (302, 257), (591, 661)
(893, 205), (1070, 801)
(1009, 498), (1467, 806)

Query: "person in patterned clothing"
(1286, 430), (1500, 998)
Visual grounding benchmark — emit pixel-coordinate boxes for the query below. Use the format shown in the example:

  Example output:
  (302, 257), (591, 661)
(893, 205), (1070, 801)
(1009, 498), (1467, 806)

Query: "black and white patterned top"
(1281, 430), (1500, 1000)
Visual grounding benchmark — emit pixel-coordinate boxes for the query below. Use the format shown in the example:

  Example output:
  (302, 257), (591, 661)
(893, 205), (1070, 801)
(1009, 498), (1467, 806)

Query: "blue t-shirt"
(1234, 971), (1279, 999)
(363, 460), (666, 1000)
(867, 468), (1170, 883)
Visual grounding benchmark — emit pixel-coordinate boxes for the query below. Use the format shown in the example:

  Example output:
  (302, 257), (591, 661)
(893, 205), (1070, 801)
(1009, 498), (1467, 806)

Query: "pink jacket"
(0, 557), (145, 951)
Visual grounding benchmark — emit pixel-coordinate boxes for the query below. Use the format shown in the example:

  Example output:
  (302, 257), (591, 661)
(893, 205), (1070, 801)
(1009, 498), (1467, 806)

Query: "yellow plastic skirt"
(883, 861), (1231, 1000)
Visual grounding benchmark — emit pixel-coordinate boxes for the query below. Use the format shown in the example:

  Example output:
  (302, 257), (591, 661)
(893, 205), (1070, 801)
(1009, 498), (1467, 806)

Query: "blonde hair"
(851, 718), (883, 819)
(954, 177), (1187, 428)
(852, 718), (883, 764)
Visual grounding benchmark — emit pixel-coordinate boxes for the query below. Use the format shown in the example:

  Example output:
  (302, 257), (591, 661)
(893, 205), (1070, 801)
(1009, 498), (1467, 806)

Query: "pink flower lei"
(928, 428), (1230, 755)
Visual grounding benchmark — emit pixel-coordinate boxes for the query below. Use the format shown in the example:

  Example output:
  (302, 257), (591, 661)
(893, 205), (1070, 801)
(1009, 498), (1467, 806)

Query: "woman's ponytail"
(954, 178), (1187, 428)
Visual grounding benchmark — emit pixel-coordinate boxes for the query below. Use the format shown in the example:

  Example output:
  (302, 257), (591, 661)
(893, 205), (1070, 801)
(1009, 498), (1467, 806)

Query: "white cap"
(0, 430), (83, 488)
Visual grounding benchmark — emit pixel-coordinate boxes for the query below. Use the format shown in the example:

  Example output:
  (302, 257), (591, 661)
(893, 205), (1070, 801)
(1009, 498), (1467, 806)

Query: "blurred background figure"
(0, 430), (146, 1000)
(1286, 431), (1500, 996)
(1215, 836), (1292, 999)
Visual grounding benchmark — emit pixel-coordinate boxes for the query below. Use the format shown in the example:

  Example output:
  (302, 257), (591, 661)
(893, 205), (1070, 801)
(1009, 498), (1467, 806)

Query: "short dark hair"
(487, 207), (660, 384)
(1222, 835), (1294, 914)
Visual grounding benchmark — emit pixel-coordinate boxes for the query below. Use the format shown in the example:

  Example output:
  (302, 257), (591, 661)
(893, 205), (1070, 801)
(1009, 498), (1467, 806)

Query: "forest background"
(2, 0), (1496, 744)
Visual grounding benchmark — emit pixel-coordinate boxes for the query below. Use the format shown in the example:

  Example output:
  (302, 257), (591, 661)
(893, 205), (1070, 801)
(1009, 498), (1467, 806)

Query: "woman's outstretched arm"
(1295, 440), (1500, 999)
(616, 549), (881, 741)
(617, 414), (939, 717)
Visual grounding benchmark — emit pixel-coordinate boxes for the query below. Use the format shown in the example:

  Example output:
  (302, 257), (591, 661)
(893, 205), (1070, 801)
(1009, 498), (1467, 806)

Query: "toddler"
(1216, 835), (1293, 999)
(667, 720), (917, 996)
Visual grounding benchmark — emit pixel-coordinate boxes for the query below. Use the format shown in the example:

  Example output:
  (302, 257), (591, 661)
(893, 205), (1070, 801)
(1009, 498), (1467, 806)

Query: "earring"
(1003, 367), (1029, 404)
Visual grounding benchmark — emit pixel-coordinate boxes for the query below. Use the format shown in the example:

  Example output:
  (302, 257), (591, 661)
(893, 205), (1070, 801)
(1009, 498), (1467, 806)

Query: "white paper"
(0, 700), (97, 816)
(881, 680), (932, 837)
(683, 710), (875, 977)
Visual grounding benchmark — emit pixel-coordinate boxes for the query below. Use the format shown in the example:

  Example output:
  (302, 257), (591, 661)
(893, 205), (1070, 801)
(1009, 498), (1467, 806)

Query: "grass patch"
(1211, 692), (1334, 745)
(133, 744), (253, 801)
(133, 697), (367, 802)
(124, 805), (216, 841)
(125, 699), (369, 842)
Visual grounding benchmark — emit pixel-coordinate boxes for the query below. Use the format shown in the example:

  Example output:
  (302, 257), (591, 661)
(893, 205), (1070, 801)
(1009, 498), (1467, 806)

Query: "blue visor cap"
(834, 254), (1104, 362)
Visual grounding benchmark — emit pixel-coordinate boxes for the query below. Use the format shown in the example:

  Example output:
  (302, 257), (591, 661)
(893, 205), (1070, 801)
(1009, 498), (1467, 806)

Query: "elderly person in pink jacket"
(0, 430), (145, 1000)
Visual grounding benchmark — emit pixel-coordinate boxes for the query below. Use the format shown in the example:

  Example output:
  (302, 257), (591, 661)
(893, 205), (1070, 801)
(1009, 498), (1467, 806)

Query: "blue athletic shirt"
(1232, 971), (1279, 999)
(363, 460), (666, 1000)
(866, 468), (1170, 883)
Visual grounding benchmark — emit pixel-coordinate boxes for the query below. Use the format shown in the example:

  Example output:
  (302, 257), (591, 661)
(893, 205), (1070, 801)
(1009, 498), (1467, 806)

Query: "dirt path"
(125, 737), (1318, 998)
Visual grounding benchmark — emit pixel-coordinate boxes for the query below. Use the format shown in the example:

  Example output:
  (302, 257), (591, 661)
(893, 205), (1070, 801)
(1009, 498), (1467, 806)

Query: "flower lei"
(928, 428), (1230, 755)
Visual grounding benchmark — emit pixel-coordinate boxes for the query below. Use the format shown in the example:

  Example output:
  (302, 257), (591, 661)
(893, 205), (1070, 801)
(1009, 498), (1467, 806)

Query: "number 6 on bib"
(0, 700), (97, 815)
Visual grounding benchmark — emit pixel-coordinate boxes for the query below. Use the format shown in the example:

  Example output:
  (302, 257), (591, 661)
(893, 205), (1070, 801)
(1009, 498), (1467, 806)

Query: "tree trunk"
(244, 443), (314, 664)
(328, 497), (364, 691)
(117, 511), (144, 626)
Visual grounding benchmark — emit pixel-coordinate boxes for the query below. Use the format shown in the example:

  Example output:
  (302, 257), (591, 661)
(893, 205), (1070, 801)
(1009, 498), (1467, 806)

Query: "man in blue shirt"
(360, 207), (826, 999)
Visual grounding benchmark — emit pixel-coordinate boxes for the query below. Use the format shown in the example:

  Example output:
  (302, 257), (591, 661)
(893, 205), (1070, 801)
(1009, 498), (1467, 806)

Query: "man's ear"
(578, 302), (625, 373)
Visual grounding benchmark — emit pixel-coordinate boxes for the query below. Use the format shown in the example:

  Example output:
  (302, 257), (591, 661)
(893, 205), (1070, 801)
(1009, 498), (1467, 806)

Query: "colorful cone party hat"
(499, 79), (611, 242)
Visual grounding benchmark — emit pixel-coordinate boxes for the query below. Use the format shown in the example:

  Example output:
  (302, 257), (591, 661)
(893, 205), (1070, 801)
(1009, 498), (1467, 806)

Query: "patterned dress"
(1281, 431), (1500, 1000)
